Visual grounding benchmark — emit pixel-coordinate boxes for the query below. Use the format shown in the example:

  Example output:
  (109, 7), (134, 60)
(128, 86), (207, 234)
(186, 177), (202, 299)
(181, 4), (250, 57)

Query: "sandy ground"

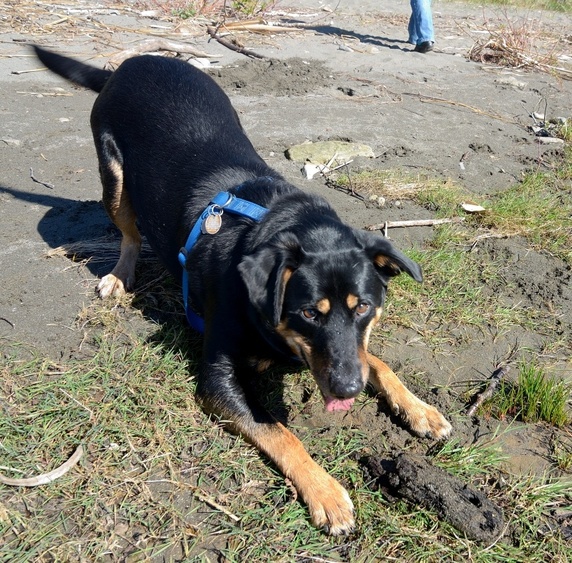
(1, 0), (571, 478)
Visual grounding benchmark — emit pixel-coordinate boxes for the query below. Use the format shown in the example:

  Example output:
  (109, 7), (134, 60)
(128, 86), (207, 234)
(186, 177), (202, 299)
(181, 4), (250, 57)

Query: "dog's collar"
(178, 190), (269, 332)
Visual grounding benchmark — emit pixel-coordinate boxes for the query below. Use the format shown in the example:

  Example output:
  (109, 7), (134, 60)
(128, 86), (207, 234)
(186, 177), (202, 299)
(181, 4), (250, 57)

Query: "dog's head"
(238, 225), (422, 412)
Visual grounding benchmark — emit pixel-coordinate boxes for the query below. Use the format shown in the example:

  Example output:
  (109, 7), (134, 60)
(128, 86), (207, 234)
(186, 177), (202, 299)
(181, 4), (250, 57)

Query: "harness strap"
(178, 191), (269, 332)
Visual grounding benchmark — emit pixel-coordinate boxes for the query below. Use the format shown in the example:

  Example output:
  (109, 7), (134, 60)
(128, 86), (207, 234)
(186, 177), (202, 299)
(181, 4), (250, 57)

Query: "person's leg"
(409, 0), (434, 50)
(407, 3), (417, 45)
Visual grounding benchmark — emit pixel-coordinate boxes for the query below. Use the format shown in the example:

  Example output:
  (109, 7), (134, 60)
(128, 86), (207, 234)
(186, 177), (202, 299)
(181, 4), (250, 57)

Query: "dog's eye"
(355, 302), (370, 316)
(302, 308), (319, 320)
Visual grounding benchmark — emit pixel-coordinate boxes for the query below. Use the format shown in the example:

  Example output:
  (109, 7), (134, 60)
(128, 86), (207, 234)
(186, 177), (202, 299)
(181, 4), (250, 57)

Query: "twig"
(404, 92), (516, 124)
(0, 445), (84, 487)
(0, 317), (15, 329)
(11, 68), (48, 75)
(29, 167), (54, 189)
(206, 25), (268, 60)
(193, 488), (241, 522)
(366, 217), (464, 235)
(467, 366), (510, 416)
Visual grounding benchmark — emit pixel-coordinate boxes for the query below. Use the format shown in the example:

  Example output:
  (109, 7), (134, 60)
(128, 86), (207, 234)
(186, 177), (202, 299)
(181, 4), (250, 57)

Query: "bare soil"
(0, 0), (571, 527)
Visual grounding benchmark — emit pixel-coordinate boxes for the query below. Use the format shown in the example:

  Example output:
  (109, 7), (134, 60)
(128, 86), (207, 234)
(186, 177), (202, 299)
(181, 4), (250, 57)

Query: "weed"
(483, 361), (570, 426)
(229, 0), (274, 16)
(551, 434), (572, 471)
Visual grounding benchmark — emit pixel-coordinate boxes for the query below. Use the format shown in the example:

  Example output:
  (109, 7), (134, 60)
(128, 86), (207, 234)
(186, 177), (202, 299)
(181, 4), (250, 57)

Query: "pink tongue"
(325, 397), (355, 412)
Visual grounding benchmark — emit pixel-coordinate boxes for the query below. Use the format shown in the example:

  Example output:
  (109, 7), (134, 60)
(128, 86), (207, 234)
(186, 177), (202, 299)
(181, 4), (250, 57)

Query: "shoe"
(414, 41), (434, 53)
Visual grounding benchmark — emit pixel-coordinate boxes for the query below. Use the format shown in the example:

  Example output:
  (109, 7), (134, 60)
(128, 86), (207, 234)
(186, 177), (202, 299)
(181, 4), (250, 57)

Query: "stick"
(29, 167), (54, 189)
(193, 488), (241, 522)
(467, 366), (510, 416)
(366, 217), (464, 234)
(0, 445), (84, 487)
(206, 25), (268, 60)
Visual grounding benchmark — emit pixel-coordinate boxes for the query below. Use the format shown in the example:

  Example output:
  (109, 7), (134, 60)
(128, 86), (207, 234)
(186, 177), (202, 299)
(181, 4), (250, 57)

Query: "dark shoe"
(414, 41), (434, 53)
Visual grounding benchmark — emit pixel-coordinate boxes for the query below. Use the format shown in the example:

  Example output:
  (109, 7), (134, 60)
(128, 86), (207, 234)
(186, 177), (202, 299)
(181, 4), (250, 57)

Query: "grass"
(482, 152), (572, 264)
(455, 0), (572, 13)
(4, 129), (569, 563)
(1, 331), (571, 561)
(133, 0), (276, 18)
(335, 165), (570, 344)
(480, 361), (571, 426)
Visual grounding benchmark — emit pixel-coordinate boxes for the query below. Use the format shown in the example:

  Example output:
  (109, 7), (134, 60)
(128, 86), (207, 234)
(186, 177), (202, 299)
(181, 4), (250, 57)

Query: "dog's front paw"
(97, 273), (130, 298)
(396, 397), (452, 440)
(303, 473), (355, 535)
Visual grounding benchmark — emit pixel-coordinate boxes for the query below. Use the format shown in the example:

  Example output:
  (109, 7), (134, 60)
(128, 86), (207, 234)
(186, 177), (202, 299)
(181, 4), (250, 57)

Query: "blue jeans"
(408, 0), (434, 45)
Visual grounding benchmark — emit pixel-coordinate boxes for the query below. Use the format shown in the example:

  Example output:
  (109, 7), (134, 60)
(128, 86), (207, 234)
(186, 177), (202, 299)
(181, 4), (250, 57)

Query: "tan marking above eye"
(316, 298), (331, 315)
(346, 294), (359, 310)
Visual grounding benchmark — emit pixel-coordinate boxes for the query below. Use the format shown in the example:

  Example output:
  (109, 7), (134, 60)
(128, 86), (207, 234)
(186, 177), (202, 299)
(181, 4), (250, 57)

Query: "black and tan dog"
(33, 46), (451, 534)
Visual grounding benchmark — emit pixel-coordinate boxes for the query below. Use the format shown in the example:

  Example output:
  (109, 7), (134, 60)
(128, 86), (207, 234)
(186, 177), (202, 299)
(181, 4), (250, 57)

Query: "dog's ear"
(238, 232), (303, 327)
(356, 230), (423, 283)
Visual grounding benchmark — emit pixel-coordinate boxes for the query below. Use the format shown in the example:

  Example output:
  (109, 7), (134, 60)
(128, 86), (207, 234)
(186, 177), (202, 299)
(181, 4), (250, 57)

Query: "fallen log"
(361, 452), (505, 543)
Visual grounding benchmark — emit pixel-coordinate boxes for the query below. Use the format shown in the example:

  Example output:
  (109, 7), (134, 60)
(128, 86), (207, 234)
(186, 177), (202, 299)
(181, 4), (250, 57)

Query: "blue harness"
(177, 190), (269, 333)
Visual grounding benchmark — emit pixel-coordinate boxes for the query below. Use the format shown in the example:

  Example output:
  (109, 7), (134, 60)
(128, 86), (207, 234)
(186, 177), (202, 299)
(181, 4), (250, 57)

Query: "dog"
(33, 46), (452, 534)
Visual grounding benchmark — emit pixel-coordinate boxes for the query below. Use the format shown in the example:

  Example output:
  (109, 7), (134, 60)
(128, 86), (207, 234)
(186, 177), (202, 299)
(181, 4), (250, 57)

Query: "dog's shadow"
(2, 184), (298, 424)
(1, 185), (117, 277)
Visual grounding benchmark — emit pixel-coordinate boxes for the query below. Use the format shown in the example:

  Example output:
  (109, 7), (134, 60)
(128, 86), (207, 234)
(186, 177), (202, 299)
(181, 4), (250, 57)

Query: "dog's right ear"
(238, 232), (302, 327)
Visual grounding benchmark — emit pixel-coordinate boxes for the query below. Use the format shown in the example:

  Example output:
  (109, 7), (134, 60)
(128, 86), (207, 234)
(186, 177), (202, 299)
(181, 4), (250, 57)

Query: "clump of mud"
(208, 57), (334, 96)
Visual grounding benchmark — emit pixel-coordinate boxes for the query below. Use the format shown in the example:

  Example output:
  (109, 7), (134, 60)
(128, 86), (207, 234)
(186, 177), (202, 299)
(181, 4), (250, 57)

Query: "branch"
(206, 25), (268, 60)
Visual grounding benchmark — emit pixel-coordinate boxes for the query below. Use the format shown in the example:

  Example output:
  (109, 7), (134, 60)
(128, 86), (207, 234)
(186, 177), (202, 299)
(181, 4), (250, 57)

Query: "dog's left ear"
(356, 230), (423, 283)
(238, 232), (302, 327)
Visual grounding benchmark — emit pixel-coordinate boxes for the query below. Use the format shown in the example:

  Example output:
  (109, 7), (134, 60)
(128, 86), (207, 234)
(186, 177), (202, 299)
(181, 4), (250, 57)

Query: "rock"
(285, 140), (375, 164)
(494, 76), (526, 90)
(361, 453), (505, 543)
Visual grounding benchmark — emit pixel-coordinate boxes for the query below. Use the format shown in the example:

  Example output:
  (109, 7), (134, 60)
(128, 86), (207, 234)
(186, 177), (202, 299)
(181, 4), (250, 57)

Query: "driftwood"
(105, 39), (214, 69)
(0, 445), (84, 487)
(361, 453), (505, 543)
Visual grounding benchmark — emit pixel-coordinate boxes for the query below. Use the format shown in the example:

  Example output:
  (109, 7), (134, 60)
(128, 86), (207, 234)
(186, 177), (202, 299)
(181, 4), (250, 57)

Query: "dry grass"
(467, 12), (572, 79)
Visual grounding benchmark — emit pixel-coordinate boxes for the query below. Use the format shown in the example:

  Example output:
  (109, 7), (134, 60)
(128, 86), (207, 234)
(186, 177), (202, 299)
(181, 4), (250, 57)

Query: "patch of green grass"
(483, 361), (570, 426)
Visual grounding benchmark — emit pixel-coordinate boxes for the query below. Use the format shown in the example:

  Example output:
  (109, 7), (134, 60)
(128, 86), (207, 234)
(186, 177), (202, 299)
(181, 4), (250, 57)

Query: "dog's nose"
(329, 375), (363, 399)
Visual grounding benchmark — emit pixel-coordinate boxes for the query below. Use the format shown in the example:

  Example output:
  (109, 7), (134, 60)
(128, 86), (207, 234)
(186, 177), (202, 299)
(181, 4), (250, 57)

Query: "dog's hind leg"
(367, 353), (452, 440)
(95, 133), (141, 298)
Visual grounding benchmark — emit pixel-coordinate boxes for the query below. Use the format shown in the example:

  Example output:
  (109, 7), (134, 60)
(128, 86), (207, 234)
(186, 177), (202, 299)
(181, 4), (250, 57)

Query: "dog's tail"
(33, 45), (112, 93)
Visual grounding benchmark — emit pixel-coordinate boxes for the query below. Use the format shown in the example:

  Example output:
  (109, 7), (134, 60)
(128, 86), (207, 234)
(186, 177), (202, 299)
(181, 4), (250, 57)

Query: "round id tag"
(202, 212), (222, 234)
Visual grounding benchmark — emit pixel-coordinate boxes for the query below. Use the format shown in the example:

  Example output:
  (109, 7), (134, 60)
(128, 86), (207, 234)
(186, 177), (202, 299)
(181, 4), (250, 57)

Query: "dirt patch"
(208, 57), (335, 95)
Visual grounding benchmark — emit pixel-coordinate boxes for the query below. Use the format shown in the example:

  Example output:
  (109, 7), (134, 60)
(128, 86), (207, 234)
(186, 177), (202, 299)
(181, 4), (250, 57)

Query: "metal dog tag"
(202, 213), (222, 235)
